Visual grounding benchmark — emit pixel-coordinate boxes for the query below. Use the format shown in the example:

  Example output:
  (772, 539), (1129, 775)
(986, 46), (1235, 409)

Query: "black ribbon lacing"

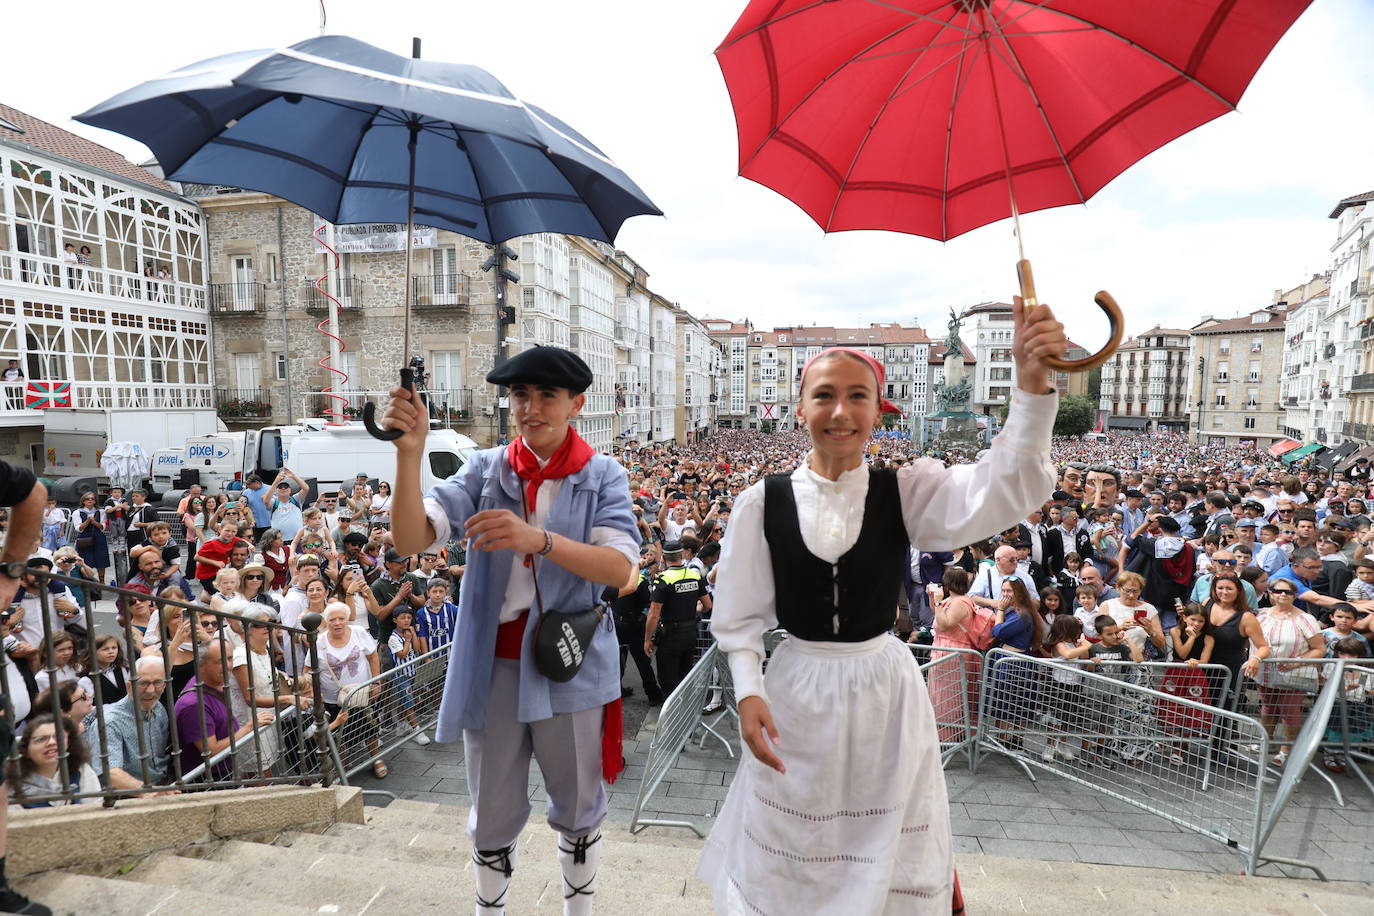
(558, 832), (602, 898)
(473, 844), (516, 909)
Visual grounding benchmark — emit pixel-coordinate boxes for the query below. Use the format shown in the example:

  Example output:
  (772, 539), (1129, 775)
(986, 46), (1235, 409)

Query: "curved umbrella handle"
(1017, 259), (1123, 373)
(362, 367), (427, 441)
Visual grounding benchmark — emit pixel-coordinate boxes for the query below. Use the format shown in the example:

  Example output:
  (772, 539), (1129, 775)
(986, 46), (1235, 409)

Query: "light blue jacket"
(429, 447), (636, 736)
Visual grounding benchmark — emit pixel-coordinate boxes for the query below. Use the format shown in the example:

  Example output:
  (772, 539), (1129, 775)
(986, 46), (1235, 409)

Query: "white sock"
(557, 831), (601, 916)
(472, 842), (517, 915)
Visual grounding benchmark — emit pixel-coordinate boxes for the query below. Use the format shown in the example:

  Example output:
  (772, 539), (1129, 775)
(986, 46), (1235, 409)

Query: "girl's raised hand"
(738, 695), (784, 774)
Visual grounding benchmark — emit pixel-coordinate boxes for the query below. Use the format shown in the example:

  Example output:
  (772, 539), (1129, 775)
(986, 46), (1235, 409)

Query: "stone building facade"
(1188, 302), (1292, 447)
(194, 189), (713, 450)
(1097, 326), (1191, 434)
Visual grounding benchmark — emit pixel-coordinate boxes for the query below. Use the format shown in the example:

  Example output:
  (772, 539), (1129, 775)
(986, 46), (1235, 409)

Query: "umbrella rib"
(825, 9), (961, 232)
(741, 17), (926, 174)
(941, 14), (983, 242)
(858, 0), (975, 36)
(987, 24), (1086, 205)
(1005, 5), (1238, 111)
(716, 0), (861, 53)
(333, 105), (392, 226)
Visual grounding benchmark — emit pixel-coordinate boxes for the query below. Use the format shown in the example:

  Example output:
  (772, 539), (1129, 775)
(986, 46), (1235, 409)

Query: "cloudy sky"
(10, 0), (1372, 354)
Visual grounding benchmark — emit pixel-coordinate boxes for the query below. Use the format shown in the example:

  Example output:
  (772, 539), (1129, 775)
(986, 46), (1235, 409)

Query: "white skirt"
(697, 634), (953, 915)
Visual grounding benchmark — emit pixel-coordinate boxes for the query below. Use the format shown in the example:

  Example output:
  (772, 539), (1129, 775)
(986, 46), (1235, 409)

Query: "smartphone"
(1134, 608), (1147, 622)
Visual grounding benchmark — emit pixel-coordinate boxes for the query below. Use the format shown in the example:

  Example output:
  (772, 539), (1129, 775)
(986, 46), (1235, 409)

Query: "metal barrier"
(974, 649), (1324, 878)
(1222, 656), (1374, 806)
(910, 644), (982, 771)
(629, 644), (718, 836)
(322, 641), (451, 783)
(2, 566), (330, 807)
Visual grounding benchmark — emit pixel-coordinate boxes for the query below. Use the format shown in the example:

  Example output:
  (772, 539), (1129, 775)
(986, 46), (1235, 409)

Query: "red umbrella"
(716, 0), (1312, 370)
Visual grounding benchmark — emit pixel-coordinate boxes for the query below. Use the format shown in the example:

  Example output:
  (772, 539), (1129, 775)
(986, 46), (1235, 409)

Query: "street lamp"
(1195, 356), (1205, 444)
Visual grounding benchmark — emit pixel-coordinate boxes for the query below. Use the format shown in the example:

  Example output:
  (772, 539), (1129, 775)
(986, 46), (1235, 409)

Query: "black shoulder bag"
(521, 486), (605, 683)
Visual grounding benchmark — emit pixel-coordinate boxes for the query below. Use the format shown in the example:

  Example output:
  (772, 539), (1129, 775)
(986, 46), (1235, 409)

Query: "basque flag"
(24, 380), (72, 409)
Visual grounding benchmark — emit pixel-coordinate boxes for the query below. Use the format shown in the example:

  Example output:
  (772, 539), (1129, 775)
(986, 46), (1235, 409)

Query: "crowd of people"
(608, 428), (1374, 776)
(4, 467), (462, 809)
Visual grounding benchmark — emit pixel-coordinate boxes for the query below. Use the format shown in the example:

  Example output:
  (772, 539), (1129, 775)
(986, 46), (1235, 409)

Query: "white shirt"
(711, 388), (1058, 702)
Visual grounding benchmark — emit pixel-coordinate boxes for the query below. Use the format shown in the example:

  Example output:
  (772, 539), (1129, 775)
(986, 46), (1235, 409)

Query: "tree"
(1054, 395), (1097, 437)
(1087, 365), (1103, 401)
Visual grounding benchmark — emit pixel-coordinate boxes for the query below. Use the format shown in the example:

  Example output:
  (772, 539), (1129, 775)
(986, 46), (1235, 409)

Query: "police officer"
(644, 541), (711, 698)
(610, 550), (662, 705)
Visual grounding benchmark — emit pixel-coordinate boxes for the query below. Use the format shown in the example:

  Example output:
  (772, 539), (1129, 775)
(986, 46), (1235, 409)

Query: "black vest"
(763, 468), (909, 642)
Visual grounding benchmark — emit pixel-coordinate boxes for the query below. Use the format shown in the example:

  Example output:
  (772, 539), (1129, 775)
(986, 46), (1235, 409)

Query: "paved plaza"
(351, 667), (1374, 885)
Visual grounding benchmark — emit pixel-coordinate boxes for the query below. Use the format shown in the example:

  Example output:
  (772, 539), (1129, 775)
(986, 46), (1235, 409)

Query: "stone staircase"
(18, 797), (1374, 915)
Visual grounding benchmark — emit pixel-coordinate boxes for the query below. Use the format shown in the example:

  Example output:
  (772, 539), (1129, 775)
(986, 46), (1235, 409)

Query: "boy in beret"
(384, 345), (636, 916)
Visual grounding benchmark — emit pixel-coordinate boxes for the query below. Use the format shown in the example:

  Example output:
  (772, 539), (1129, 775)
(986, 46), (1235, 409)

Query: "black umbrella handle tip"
(362, 367), (418, 441)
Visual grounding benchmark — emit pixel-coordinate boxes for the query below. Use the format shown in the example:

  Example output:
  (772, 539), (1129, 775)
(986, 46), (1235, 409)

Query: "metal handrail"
(2, 566), (329, 807)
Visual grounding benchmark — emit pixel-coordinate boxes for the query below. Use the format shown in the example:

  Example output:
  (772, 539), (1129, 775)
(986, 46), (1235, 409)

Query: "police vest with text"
(654, 566), (706, 623)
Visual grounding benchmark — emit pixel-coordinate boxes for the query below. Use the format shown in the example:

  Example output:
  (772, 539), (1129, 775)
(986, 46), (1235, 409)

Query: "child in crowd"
(1043, 616), (1092, 762)
(1322, 636), (1373, 774)
(41, 497), (67, 551)
(1056, 551), (1084, 608)
(1322, 604), (1370, 657)
(1170, 604), (1215, 667)
(386, 607), (429, 746)
(416, 577), (458, 654)
(1344, 560), (1374, 603)
(1073, 585), (1101, 640)
(1086, 616), (1144, 769)
(82, 633), (126, 707)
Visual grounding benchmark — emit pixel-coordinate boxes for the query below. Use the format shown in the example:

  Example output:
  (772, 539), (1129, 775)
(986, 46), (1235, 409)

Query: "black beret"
(486, 346), (593, 393)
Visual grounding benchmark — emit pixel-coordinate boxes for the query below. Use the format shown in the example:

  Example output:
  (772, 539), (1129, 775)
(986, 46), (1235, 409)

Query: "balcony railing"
(0, 250), (206, 310)
(412, 273), (471, 309)
(210, 282), (267, 314)
(2, 379), (212, 412)
(1344, 421), (1370, 441)
(1350, 373), (1374, 392)
(215, 387), (272, 419)
(308, 388), (473, 422)
(1284, 396), (1298, 407)
(304, 278), (363, 312)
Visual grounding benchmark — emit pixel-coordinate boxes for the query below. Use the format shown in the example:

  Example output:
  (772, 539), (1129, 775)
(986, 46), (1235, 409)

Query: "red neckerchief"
(506, 428), (595, 515)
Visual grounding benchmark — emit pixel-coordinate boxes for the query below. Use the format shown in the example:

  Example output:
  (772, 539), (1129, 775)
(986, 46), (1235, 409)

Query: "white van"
(284, 424), (479, 496)
(1082, 432), (1109, 443)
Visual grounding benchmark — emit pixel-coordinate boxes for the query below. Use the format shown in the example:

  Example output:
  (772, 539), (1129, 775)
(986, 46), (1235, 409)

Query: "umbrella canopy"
(1268, 438), (1302, 458)
(76, 35), (660, 245)
(1281, 442), (1325, 465)
(716, 0), (1311, 241)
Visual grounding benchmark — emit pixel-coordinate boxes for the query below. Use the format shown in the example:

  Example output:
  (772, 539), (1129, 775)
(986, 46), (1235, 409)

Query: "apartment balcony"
(1350, 373), (1374, 392)
(209, 282), (267, 315)
(214, 387), (272, 420)
(1, 250), (206, 310)
(304, 278), (364, 312)
(1344, 421), (1370, 441)
(411, 273), (471, 309)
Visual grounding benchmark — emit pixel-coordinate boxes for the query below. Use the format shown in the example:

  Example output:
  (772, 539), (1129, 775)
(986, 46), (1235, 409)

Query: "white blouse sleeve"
(897, 388), (1057, 549)
(708, 481), (776, 704)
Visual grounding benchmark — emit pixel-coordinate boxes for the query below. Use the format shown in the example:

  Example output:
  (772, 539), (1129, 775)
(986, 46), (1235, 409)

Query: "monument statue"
(934, 377), (972, 416)
(943, 307), (965, 356)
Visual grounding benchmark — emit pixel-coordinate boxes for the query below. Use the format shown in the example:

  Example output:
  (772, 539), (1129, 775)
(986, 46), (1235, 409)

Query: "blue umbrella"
(76, 34), (662, 437)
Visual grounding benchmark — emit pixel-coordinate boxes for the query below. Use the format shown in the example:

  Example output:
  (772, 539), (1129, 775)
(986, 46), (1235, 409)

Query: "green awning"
(1281, 442), (1326, 464)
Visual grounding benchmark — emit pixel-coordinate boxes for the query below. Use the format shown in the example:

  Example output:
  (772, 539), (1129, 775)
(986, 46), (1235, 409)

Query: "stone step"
(218, 833), (710, 904)
(123, 850), (464, 915)
(361, 801), (712, 849)
(14, 870), (316, 916)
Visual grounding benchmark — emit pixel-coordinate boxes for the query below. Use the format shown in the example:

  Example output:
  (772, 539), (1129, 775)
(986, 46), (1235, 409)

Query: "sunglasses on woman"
(1269, 588), (1296, 595)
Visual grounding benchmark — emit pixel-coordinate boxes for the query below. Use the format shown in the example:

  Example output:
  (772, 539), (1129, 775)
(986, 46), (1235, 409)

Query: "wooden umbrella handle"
(1016, 259), (1123, 373)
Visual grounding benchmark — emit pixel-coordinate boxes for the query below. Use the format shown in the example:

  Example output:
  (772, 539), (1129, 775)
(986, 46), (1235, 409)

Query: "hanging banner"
(313, 218), (437, 253)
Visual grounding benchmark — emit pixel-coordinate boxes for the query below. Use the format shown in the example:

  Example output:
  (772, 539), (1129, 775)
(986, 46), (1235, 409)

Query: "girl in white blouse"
(698, 299), (1067, 915)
